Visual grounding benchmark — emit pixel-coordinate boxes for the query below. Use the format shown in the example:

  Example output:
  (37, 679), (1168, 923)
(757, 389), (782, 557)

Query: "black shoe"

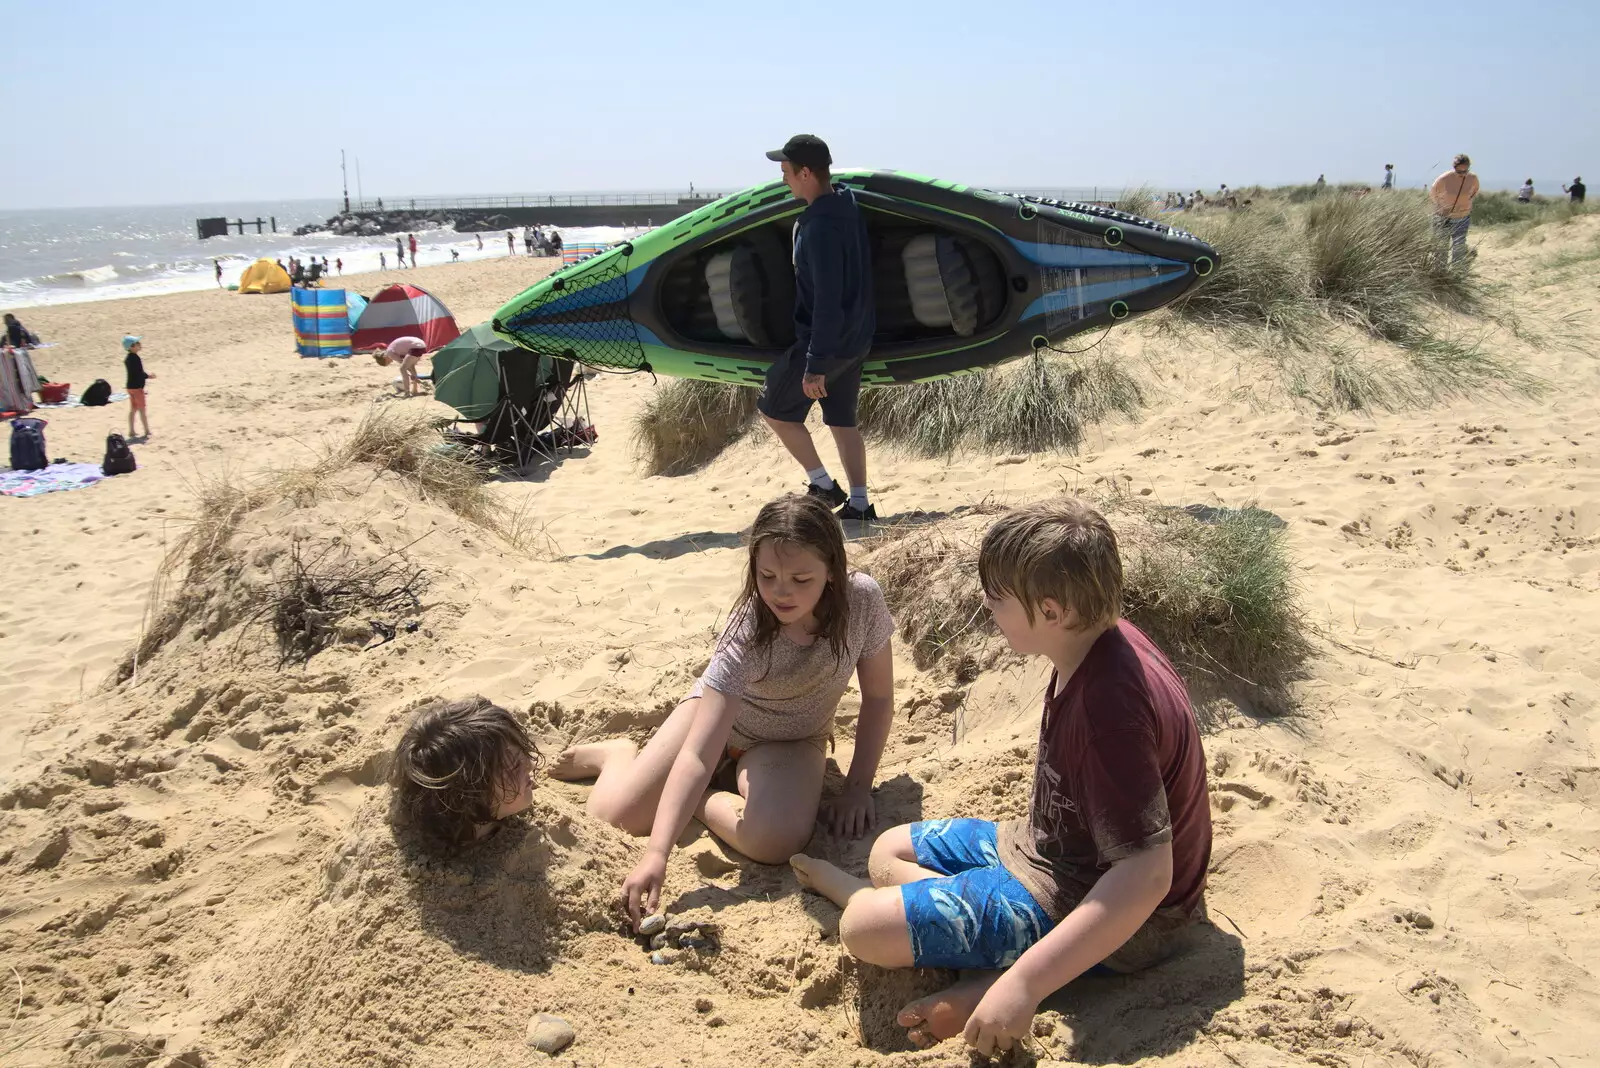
(837, 502), (878, 522)
(807, 481), (847, 508)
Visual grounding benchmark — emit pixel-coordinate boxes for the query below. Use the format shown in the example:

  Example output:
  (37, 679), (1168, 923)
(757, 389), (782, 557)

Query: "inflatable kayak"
(491, 170), (1218, 386)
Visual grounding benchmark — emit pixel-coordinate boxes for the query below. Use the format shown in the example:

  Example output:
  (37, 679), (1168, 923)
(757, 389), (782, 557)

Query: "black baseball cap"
(765, 134), (832, 172)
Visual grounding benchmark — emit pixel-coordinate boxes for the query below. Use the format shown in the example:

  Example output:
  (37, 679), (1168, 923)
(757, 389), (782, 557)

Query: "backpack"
(81, 379), (112, 407)
(8, 417), (48, 471)
(102, 433), (136, 476)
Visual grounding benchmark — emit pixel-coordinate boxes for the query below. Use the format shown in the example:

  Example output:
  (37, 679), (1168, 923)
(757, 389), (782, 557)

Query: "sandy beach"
(2, 219), (1598, 1068)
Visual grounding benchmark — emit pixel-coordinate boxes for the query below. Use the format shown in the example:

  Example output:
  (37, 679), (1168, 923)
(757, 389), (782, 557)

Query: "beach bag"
(81, 379), (112, 407)
(102, 433), (136, 476)
(9, 417), (48, 471)
(38, 381), (71, 404)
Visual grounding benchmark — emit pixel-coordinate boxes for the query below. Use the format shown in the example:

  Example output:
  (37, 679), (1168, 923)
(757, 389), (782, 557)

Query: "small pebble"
(649, 951), (671, 965)
(525, 1013), (575, 1055)
(650, 933), (672, 951)
(694, 998), (714, 1014)
(639, 913), (667, 937)
(678, 934), (712, 951)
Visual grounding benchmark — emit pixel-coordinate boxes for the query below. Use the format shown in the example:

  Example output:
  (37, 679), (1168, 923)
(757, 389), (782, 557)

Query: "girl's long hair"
(725, 494), (851, 670)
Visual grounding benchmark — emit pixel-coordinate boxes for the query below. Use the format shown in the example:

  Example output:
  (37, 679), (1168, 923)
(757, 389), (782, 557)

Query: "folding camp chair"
(450, 357), (594, 470)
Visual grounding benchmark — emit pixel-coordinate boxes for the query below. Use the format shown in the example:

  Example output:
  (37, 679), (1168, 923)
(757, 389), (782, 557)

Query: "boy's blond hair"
(978, 498), (1123, 629)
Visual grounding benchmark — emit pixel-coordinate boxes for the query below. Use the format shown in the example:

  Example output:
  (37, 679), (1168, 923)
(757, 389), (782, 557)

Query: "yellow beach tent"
(237, 258), (292, 295)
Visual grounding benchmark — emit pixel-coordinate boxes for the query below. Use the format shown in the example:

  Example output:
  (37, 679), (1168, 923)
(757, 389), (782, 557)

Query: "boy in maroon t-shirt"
(792, 498), (1212, 1055)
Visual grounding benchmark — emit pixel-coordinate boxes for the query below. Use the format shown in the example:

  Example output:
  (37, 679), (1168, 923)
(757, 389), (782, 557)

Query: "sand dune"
(2, 222), (1597, 1066)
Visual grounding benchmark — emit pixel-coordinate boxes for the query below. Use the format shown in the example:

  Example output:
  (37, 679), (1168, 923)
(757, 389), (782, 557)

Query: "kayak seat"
(702, 230), (797, 348)
(902, 233), (995, 337)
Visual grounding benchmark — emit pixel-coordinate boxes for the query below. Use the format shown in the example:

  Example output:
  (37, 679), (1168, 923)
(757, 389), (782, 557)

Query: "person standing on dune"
(1430, 153), (1480, 267)
(758, 134), (879, 523)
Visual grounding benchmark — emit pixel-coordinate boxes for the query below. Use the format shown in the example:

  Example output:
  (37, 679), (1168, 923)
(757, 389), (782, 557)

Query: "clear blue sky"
(3, 0), (1594, 208)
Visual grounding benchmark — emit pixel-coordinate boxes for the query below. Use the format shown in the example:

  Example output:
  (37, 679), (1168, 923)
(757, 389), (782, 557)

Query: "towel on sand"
(0, 462), (108, 498)
(35, 391), (130, 409)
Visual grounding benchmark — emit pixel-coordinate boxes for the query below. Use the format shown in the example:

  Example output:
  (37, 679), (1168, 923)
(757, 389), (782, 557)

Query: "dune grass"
(632, 378), (760, 476)
(861, 497), (1311, 713)
(1170, 189), (1548, 412)
(1113, 185), (1158, 218)
(856, 353), (1143, 457)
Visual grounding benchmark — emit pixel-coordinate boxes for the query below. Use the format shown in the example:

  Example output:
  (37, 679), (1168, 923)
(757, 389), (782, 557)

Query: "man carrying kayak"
(760, 134), (879, 522)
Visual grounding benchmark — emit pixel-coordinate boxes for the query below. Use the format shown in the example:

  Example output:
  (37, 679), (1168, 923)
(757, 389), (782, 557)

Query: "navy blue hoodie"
(793, 185), (874, 374)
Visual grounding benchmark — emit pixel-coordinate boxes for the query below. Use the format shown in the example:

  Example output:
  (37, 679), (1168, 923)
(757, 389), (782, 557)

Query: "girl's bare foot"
(897, 973), (1001, 1048)
(789, 853), (871, 908)
(547, 739), (636, 781)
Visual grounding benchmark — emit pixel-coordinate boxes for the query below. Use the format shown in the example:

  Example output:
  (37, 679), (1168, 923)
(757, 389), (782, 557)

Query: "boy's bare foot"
(547, 739), (635, 781)
(897, 973), (1001, 1049)
(789, 853), (871, 908)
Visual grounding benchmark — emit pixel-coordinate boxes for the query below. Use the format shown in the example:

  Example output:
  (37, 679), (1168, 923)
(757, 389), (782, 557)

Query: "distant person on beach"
(374, 336), (427, 397)
(1382, 163), (1394, 190)
(379, 252), (387, 270)
(4, 313), (39, 348)
(549, 231), (563, 257)
(1564, 177), (1586, 203)
(395, 236), (405, 267)
(1315, 174), (1326, 192)
(1430, 153), (1480, 267)
(506, 231), (515, 254)
(335, 257), (343, 275)
(389, 697), (538, 846)
(451, 248), (460, 262)
(321, 256), (330, 272)
(548, 493), (896, 922)
(792, 499), (1213, 1055)
(123, 335), (153, 439)
(1518, 179), (1535, 203)
(408, 233), (418, 267)
(476, 233), (483, 250)
(214, 259), (223, 287)
(758, 134), (878, 522)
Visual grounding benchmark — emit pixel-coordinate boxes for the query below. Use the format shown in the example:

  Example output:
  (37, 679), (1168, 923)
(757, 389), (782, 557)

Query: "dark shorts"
(757, 343), (866, 428)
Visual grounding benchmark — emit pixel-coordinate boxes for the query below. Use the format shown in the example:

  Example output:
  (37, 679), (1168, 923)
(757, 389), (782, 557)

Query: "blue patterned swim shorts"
(900, 818), (1054, 970)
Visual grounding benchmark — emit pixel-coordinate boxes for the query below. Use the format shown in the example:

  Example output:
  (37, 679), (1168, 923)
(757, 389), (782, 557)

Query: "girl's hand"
(620, 849), (669, 929)
(822, 781), (875, 839)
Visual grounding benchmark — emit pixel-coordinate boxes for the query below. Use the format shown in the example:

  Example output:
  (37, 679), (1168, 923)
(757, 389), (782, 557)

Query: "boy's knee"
(838, 891), (910, 968)
(867, 824), (917, 886)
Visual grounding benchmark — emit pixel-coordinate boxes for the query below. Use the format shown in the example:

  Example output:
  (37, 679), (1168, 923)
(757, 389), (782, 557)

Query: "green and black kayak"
(491, 170), (1217, 386)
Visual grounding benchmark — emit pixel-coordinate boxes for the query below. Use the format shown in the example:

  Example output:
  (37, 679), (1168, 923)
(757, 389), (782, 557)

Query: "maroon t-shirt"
(998, 620), (1211, 922)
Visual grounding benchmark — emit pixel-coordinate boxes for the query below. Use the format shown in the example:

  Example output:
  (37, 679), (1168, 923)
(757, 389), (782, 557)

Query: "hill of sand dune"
(2, 222), (1597, 1067)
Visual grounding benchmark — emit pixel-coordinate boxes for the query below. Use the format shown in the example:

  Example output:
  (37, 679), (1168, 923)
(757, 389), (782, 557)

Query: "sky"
(3, 0), (1595, 209)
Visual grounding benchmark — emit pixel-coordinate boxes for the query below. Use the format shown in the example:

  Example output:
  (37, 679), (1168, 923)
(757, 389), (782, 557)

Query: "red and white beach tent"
(351, 283), (461, 352)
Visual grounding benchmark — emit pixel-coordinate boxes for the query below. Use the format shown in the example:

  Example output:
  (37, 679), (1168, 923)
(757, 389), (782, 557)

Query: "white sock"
(807, 467), (835, 490)
(848, 486), (869, 510)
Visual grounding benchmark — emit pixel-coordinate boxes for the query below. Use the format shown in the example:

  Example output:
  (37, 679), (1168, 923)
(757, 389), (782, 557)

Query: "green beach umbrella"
(431, 322), (548, 420)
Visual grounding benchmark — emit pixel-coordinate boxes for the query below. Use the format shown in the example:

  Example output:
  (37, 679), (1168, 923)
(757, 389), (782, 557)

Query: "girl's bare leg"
(696, 741), (825, 864)
(548, 697), (702, 836)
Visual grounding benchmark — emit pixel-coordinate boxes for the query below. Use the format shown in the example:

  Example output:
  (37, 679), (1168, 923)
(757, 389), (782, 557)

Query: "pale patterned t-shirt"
(693, 571), (893, 747)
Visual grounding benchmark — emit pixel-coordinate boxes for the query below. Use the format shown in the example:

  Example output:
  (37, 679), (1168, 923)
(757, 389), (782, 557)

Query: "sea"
(0, 199), (639, 309)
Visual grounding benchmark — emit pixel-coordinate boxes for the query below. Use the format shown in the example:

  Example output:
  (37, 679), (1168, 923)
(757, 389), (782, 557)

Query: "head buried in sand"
(389, 696), (539, 846)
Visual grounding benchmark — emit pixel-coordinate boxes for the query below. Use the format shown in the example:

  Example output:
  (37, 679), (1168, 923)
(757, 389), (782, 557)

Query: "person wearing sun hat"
(123, 334), (154, 439)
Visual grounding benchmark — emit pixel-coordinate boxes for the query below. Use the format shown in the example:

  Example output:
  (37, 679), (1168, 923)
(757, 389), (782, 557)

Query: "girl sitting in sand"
(550, 493), (895, 928)
(389, 696), (539, 846)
